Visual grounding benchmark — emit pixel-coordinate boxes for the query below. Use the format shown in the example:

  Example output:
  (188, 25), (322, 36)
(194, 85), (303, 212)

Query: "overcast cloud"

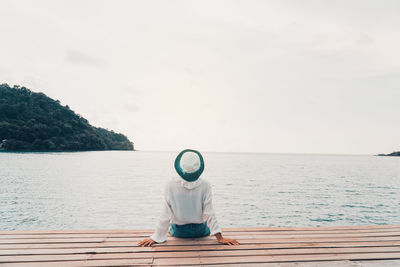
(1, 0), (399, 154)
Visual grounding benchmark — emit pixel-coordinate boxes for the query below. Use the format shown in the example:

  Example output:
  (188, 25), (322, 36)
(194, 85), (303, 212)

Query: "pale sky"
(1, 0), (400, 154)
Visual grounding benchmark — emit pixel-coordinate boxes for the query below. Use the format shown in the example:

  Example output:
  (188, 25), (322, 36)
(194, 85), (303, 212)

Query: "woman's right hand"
(215, 232), (240, 245)
(137, 238), (156, 247)
(217, 237), (240, 245)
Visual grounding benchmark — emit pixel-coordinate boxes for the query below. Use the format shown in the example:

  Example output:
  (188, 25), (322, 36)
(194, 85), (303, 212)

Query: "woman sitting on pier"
(138, 149), (239, 247)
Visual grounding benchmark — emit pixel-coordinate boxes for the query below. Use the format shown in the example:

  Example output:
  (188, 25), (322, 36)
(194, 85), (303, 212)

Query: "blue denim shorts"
(169, 222), (210, 238)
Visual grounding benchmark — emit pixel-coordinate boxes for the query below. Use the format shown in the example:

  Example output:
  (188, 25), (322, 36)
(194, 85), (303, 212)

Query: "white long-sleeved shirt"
(150, 177), (221, 243)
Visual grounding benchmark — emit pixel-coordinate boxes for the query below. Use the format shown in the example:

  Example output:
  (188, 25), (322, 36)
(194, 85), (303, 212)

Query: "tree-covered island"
(377, 151), (400, 157)
(0, 84), (134, 151)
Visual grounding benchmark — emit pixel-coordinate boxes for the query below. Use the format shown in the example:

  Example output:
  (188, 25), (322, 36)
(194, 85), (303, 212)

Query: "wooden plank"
(223, 225), (400, 231)
(151, 241), (400, 251)
(2, 246), (400, 263)
(151, 236), (400, 246)
(0, 233), (148, 239)
(2, 241), (400, 256)
(153, 241), (399, 251)
(203, 260), (400, 267)
(0, 238), (107, 244)
(4, 260), (400, 267)
(0, 254), (93, 263)
(1, 224), (399, 235)
(1, 259), (152, 266)
(213, 232), (400, 239)
(2, 256), (400, 267)
(1, 236), (400, 250)
(220, 228), (400, 234)
(211, 232), (400, 239)
(2, 227), (400, 237)
(0, 252), (153, 263)
(0, 233), (149, 239)
(2, 228), (400, 240)
(0, 246), (150, 255)
(153, 252), (400, 265)
(1, 232), (399, 244)
(192, 247), (400, 258)
(0, 229), (153, 235)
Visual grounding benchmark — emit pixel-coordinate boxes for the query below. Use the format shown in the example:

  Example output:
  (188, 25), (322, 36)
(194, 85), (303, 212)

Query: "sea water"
(0, 151), (399, 230)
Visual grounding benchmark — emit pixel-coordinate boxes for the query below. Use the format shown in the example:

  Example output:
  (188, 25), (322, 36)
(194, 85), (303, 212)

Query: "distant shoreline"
(377, 151), (400, 157)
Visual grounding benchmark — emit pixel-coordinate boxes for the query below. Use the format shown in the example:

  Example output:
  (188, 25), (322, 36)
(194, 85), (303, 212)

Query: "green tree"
(0, 84), (134, 151)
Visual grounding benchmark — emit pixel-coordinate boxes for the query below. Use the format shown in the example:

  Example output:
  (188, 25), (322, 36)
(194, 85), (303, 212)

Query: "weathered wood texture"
(1, 225), (399, 266)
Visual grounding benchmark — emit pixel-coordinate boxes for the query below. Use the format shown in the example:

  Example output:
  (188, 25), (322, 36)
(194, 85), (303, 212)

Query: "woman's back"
(167, 178), (209, 224)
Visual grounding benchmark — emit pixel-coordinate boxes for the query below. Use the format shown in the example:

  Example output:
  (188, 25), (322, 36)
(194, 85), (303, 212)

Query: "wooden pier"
(1, 225), (400, 266)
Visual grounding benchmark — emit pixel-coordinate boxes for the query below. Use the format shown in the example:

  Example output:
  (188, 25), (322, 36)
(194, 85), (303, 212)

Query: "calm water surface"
(0, 151), (399, 230)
